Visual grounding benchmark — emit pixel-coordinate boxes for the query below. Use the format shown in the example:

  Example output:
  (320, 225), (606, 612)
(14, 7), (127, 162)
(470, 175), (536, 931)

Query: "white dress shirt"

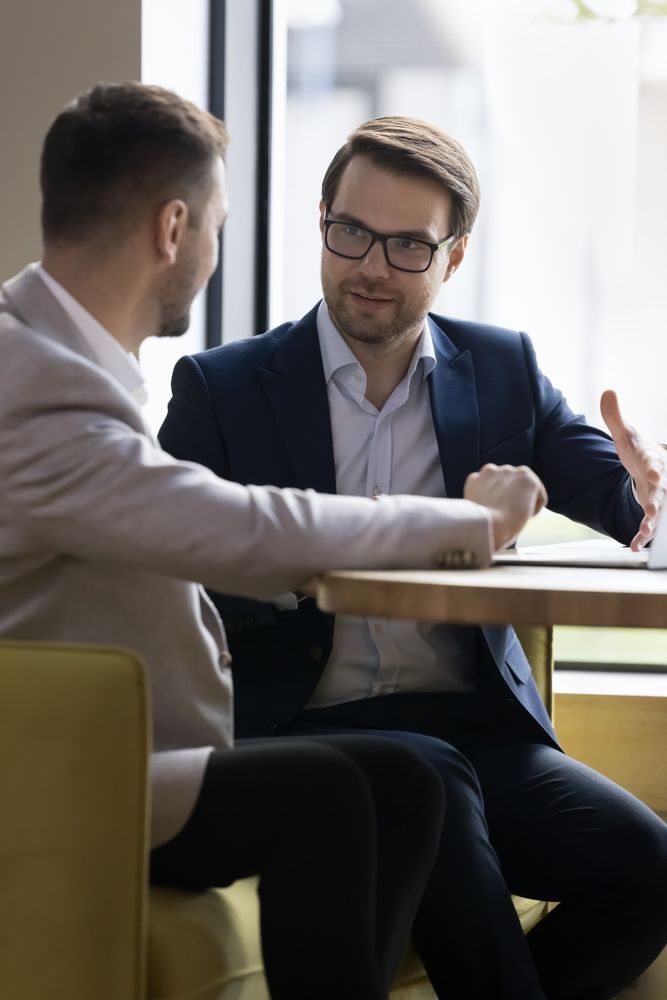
(307, 301), (479, 709)
(36, 264), (148, 407)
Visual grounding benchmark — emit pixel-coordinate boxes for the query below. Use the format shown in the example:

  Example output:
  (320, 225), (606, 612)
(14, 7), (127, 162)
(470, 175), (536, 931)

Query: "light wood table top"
(316, 563), (667, 629)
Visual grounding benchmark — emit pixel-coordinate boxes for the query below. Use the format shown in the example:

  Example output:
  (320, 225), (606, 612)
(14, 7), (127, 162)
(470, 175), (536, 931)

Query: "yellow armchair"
(0, 630), (553, 1000)
(0, 641), (148, 1000)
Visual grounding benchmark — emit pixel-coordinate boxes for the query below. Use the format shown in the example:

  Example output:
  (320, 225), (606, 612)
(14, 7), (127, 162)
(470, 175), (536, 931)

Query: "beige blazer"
(0, 264), (492, 845)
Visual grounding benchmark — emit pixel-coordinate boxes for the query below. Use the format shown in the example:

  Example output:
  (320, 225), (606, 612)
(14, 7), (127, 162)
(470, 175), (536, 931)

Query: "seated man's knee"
(624, 811), (667, 887)
(377, 730), (483, 801)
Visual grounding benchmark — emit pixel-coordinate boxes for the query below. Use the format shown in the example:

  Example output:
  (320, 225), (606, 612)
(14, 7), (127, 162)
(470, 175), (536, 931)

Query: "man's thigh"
(467, 730), (667, 901)
(282, 718), (488, 818)
(283, 716), (472, 771)
(150, 739), (374, 889)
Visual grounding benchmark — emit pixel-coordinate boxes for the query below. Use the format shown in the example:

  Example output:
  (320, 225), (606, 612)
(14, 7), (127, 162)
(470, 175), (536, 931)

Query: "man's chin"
(156, 313), (191, 338)
(337, 313), (404, 346)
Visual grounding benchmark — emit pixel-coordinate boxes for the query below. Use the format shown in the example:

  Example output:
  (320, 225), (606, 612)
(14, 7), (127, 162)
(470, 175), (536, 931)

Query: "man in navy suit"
(160, 116), (667, 999)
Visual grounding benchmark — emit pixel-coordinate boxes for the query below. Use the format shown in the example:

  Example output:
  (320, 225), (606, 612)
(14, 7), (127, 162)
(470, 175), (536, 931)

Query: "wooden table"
(316, 560), (667, 812)
(316, 563), (667, 629)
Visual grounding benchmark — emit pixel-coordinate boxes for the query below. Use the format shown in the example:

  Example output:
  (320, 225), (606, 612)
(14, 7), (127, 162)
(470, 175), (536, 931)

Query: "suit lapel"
(253, 311), (481, 499)
(257, 307), (337, 494)
(429, 320), (480, 498)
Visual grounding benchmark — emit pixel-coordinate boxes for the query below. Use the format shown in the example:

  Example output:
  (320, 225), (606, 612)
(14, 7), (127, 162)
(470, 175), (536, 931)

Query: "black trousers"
(150, 734), (445, 1000)
(284, 691), (667, 1000)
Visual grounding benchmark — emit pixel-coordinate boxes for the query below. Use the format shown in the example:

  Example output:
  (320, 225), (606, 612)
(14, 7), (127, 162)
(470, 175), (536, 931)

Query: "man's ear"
(156, 199), (189, 265)
(443, 234), (469, 283)
(318, 199), (327, 234)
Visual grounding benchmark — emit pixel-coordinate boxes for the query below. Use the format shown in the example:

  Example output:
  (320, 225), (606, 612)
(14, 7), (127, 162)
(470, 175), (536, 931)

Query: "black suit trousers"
(284, 692), (667, 1000)
(150, 734), (445, 1000)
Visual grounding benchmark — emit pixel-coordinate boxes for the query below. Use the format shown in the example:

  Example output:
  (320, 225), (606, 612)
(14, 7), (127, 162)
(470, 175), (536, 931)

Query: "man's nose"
(359, 238), (391, 278)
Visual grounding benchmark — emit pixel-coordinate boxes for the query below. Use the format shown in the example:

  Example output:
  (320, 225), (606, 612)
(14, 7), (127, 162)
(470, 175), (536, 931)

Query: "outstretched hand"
(600, 389), (666, 551)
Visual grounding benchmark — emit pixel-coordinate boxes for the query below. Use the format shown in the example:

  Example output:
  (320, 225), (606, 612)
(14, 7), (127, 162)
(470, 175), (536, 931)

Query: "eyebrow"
(328, 210), (436, 243)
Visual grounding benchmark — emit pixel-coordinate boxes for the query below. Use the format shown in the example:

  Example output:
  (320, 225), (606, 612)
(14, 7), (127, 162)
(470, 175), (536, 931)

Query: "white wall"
(0, 0), (141, 281)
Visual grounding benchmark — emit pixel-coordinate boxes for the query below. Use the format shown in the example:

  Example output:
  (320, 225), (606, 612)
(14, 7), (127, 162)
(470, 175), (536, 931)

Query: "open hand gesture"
(600, 389), (666, 551)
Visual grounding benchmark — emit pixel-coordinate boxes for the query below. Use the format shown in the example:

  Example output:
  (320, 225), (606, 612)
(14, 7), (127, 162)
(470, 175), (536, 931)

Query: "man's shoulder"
(0, 307), (142, 432)
(0, 306), (66, 369)
(191, 302), (321, 374)
(429, 312), (526, 351)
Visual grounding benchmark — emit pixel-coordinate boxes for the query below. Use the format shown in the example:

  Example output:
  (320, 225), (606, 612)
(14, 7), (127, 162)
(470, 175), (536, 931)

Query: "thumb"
(600, 388), (627, 442)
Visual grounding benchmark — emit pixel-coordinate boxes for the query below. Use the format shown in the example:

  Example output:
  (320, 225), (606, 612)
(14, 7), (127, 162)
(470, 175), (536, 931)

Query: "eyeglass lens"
(326, 222), (433, 271)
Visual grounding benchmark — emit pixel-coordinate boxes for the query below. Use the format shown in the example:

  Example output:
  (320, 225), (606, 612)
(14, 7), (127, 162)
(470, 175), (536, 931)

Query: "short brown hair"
(322, 116), (480, 238)
(40, 81), (228, 244)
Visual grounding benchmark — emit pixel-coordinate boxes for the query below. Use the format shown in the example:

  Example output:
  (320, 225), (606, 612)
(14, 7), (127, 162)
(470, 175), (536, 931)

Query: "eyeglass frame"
(322, 211), (458, 273)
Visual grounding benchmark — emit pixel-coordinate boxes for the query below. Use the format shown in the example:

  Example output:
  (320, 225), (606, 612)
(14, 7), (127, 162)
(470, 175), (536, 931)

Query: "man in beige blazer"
(0, 82), (545, 999)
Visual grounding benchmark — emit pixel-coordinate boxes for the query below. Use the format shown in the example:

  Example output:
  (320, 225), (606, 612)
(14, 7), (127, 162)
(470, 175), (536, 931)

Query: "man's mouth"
(348, 289), (394, 305)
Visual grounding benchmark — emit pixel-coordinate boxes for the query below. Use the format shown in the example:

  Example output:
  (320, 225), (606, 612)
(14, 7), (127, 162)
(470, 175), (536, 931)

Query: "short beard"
(329, 306), (409, 347)
(321, 268), (425, 349)
(156, 307), (191, 338)
(155, 256), (198, 338)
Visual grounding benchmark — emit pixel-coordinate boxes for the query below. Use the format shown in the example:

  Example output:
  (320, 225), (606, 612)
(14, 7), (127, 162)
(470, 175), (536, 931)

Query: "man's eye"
(342, 225), (364, 238)
(396, 238), (421, 250)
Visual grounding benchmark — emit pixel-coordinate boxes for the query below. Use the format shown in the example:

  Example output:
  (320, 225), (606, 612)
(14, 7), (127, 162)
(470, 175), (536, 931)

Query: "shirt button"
(373, 623), (384, 634)
(308, 645), (324, 661)
(354, 372), (363, 382)
(219, 651), (233, 667)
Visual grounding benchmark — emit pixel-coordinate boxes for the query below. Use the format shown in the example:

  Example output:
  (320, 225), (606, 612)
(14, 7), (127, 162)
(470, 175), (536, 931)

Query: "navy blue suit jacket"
(159, 305), (642, 743)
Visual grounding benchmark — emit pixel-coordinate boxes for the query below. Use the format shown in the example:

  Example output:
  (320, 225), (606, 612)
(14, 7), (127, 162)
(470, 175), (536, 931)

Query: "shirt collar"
(316, 299), (437, 384)
(36, 264), (148, 406)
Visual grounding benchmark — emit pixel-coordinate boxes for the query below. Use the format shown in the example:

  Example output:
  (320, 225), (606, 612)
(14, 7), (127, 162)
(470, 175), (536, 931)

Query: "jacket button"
(265, 716), (280, 732)
(433, 549), (477, 569)
(308, 645), (324, 661)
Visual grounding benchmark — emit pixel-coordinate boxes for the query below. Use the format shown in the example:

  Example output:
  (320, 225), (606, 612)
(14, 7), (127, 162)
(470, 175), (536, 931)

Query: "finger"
(643, 500), (660, 521)
(631, 521), (653, 551)
(600, 388), (635, 443)
(642, 495), (660, 520)
(515, 465), (547, 514)
(632, 442), (665, 483)
(534, 482), (548, 515)
(638, 468), (665, 505)
(642, 482), (665, 520)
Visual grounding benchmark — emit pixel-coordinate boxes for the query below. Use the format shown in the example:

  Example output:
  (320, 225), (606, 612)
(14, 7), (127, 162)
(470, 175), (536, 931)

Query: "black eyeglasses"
(323, 214), (456, 273)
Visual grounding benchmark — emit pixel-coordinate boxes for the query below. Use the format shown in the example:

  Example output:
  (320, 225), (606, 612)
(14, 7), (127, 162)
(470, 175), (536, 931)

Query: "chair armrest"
(514, 625), (554, 719)
(0, 641), (150, 1000)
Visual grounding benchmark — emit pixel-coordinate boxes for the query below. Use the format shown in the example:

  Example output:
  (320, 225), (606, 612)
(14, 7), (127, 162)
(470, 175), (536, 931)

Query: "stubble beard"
(321, 268), (431, 349)
(156, 307), (191, 339)
(156, 256), (199, 338)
